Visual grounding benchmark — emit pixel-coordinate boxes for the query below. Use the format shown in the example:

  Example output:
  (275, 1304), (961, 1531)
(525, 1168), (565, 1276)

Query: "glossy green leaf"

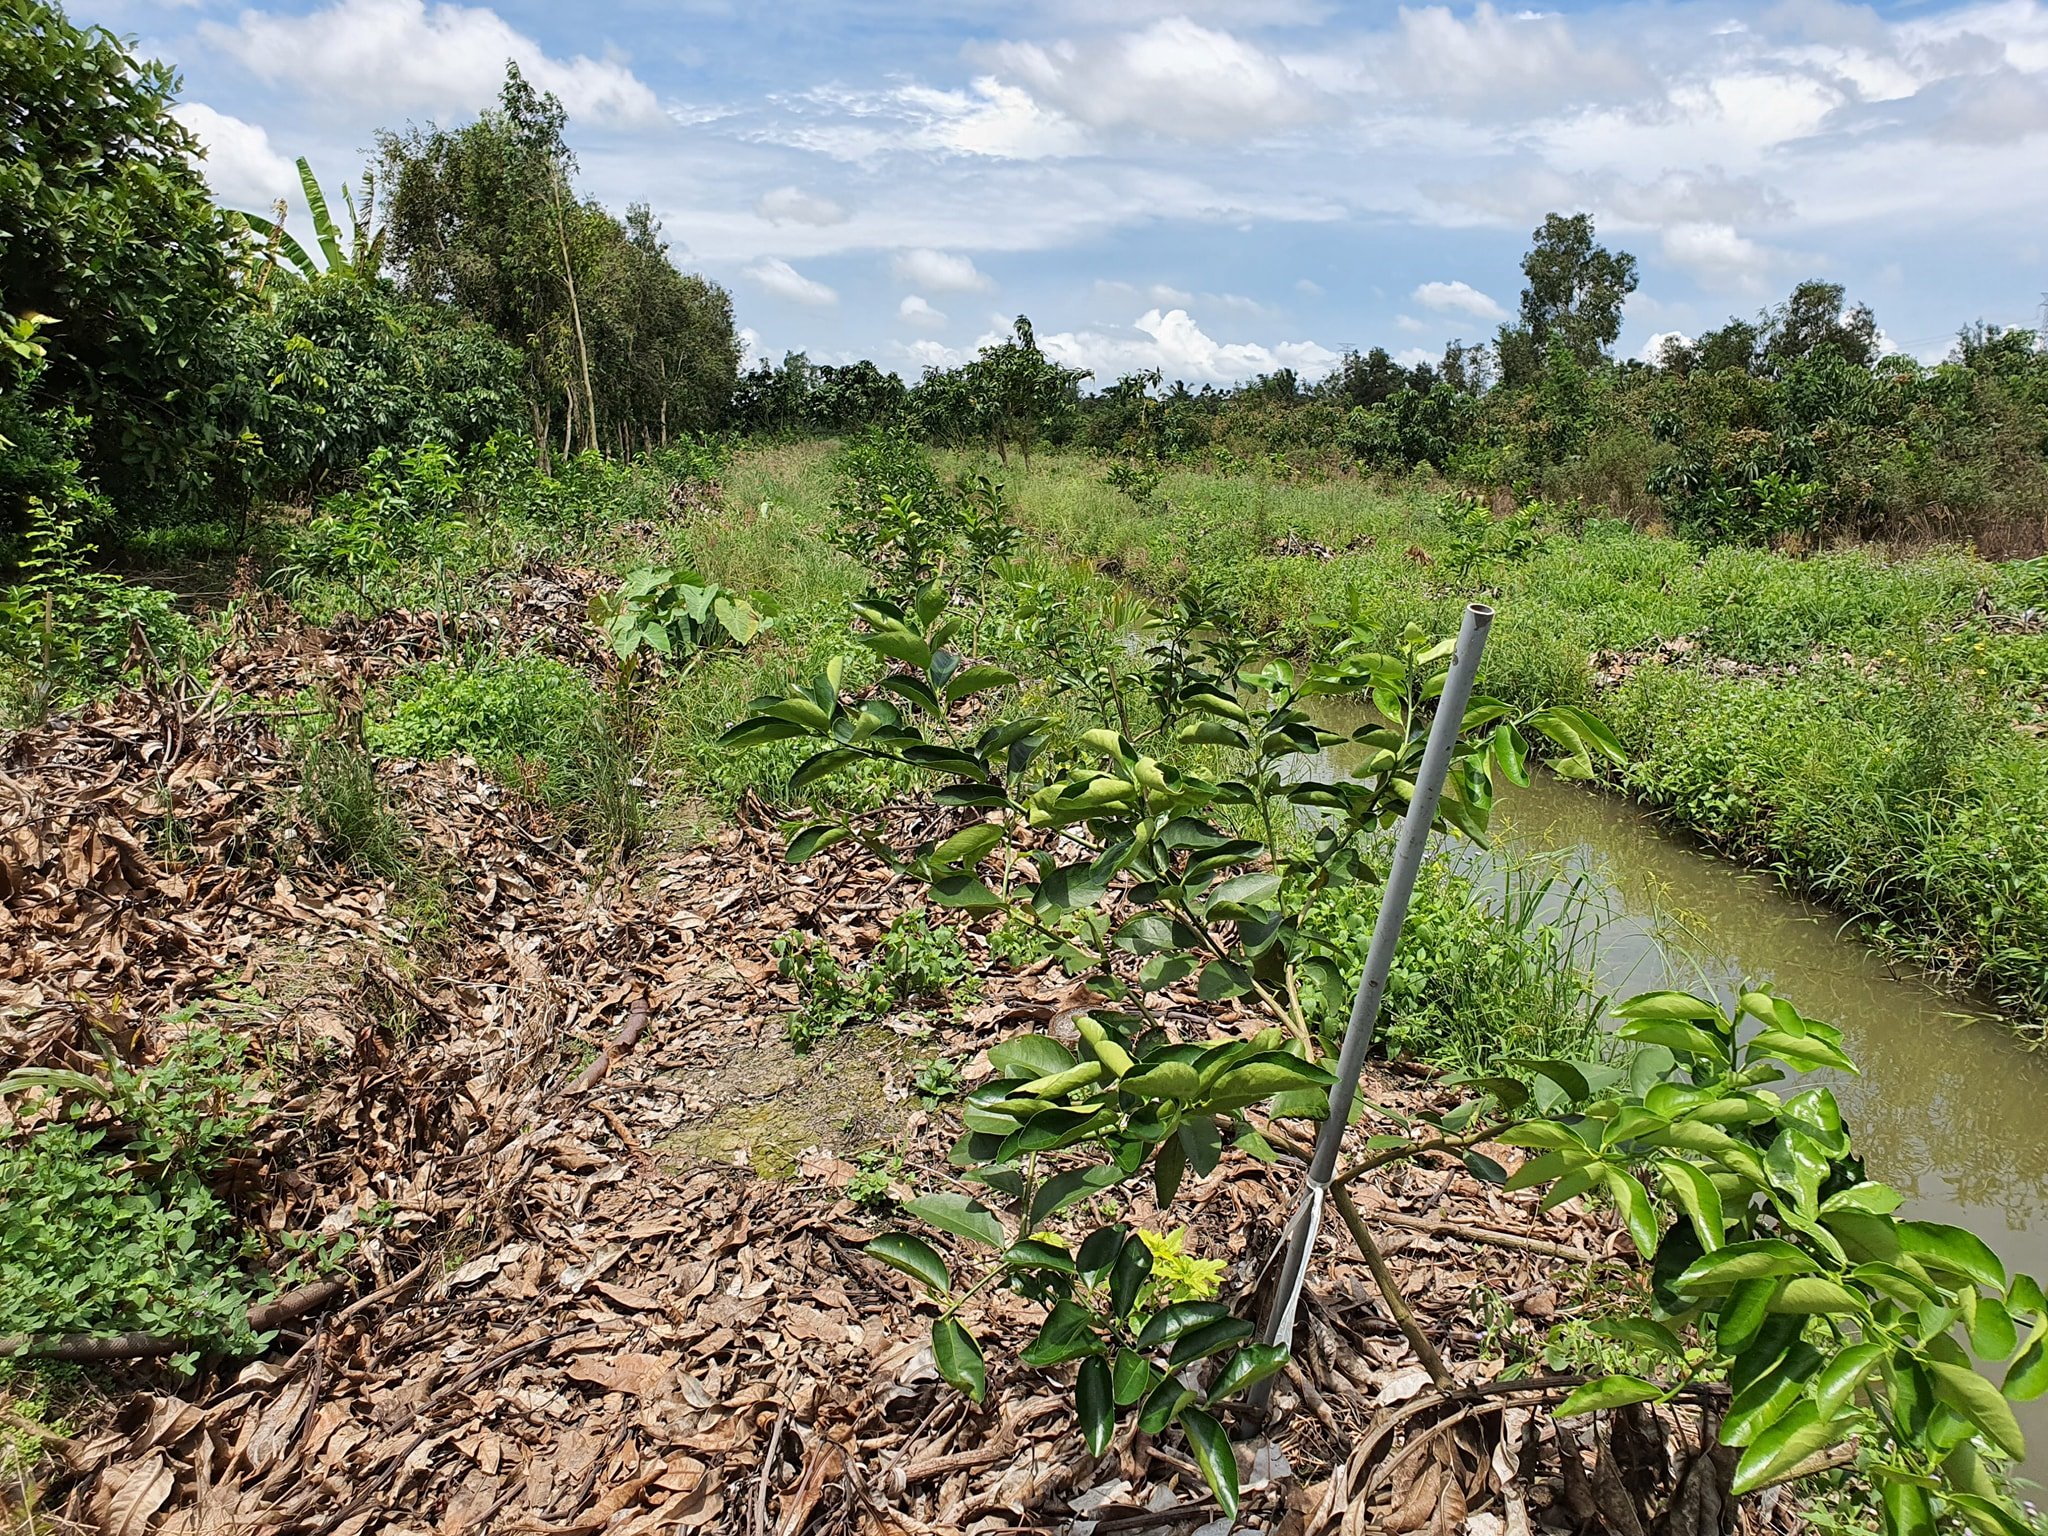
(933, 1317), (986, 1403)
(1927, 1360), (2027, 1459)
(2006, 1338), (2048, 1402)
(904, 1193), (1006, 1249)
(1110, 1234), (1154, 1320)
(1658, 1158), (1726, 1252)
(1179, 1407), (1240, 1521)
(1899, 1222), (2007, 1292)
(1168, 1316), (1255, 1367)
(1077, 1355), (1115, 1457)
(1019, 1300), (1106, 1367)
(1113, 1348), (1155, 1406)
(1731, 1400), (1838, 1496)
(1136, 1301), (1232, 1351)
(1557, 1375), (1662, 1416)
(867, 1232), (950, 1294)
(1673, 1239), (1817, 1292)
(1206, 1343), (1290, 1404)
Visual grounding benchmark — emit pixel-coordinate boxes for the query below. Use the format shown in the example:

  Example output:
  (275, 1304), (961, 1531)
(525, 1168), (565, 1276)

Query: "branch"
(1329, 1183), (1454, 1391)
(0, 1278), (350, 1363)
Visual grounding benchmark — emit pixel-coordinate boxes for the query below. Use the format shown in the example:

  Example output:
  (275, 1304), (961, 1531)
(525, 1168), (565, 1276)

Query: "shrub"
(0, 1030), (281, 1363)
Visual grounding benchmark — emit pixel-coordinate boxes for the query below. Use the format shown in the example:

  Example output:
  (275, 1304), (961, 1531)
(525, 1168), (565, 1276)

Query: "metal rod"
(1251, 602), (1494, 1402)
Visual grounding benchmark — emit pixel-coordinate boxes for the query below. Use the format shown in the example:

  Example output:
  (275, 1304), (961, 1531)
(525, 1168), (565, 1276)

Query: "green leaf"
(932, 1317), (986, 1403)
(1113, 1348), (1155, 1406)
(1019, 1300), (1105, 1367)
(1557, 1375), (1663, 1417)
(932, 823), (1003, 868)
(990, 1036), (1075, 1080)
(1204, 871), (1281, 916)
(905, 1193), (1006, 1249)
(1077, 1355), (1115, 1457)
(2006, 1338), (2048, 1402)
(1168, 1316), (1255, 1367)
(1658, 1158), (1726, 1253)
(1731, 1400), (1838, 1496)
(1673, 1240), (1817, 1292)
(1880, 1479), (1936, 1536)
(1602, 1168), (1660, 1258)
(1927, 1360), (2027, 1459)
(1206, 1343), (1290, 1405)
(1591, 1318), (1686, 1362)
(789, 747), (864, 792)
(1121, 1061), (1202, 1102)
(1179, 1407), (1239, 1522)
(929, 874), (1005, 911)
(1747, 1029), (1856, 1075)
(1813, 1341), (1886, 1420)
(1003, 1238), (1078, 1274)
(1767, 1278), (1866, 1316)
(867, 1233), (950, 1294)
(1109, 1235), (1154, 1320)
(1136, 1301), (1232, 1351)
(1899, 1222), (2007, 1292)
(1138, 1374), (1195, 1434)
(782, 821), (852, 863)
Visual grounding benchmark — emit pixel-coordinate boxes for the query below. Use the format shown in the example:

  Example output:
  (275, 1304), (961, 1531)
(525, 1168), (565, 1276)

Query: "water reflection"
(1486, 778), (2046, 1234)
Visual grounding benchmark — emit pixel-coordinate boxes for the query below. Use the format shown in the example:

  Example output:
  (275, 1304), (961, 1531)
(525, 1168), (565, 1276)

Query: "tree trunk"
(548, 167), (601, 457)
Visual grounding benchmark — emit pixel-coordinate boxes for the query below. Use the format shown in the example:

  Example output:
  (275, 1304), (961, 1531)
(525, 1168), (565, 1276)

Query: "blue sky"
(100, 0), (2048, 384)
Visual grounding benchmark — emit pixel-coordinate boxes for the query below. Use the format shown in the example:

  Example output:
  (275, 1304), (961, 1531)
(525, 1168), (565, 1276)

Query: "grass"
(976, 451), (2048, 1031)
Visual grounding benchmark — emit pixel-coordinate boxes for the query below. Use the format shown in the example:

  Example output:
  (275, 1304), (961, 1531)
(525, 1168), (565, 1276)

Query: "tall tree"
(376, 66), (737, 461)
(1496, 212), (1638, 386)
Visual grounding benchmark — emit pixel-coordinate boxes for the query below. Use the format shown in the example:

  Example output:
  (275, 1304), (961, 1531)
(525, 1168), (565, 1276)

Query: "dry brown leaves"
(2, 608), (1796, 1536)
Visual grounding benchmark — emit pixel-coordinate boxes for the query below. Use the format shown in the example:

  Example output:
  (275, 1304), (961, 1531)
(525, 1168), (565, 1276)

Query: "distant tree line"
(5, 0), (2044, 554)
(735, 211), (2048, 550)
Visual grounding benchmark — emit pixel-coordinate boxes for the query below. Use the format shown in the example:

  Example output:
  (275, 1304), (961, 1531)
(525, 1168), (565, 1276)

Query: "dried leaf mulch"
(4, 645), (1804, 1536)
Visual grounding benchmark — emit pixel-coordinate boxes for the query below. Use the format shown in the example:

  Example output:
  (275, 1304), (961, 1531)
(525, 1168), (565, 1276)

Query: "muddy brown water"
(1298, 698), (2046, 1464)
(1483, 774), (2048, 1467)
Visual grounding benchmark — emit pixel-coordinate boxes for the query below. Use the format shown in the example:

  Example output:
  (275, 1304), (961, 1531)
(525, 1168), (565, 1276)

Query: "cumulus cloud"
(172, 103), (297, 208)
(898, 295), (947, 327)
(755, 186), (846, 225)
(745, 257), (838, 307)
(202, 0), (663, 125)
(1411, 280), (1508, 323)
(1639, 330), (1691, 363)
(1035, 308), (1339, 385)
(893, 249), (992, 292)
(1660, 222), (1776, 290)
(984, 18), (1325, 141)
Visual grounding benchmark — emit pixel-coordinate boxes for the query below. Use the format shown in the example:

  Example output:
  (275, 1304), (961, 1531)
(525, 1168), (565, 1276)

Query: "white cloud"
(901, 338), (971, 370)
(898, 78), (1090, 159)
(172, 103), (297, 208)
(1035, 307), (1339, 384)
(898, 294), (947, 328)
(1640, 329), (1691, 363)
(202, 0), (663, 126)
(984, 18), (1324, 141)
(745, 257), (837, 307)
(755, 186), (846, 226)
(893, 248), (992, 292)
(1295, 278), (1325, 298)
(1411, 280), (1508, 323)
(1660, 223), (1775, 290)
(1394, 346), (1437, 369)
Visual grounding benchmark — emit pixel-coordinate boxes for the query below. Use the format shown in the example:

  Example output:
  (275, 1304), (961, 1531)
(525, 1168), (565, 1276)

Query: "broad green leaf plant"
(1500, 989), (2044, 1532)
(720, 581), (1620, 1513)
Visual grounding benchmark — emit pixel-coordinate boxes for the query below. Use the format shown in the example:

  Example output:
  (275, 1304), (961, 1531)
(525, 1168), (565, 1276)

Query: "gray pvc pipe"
(1253, 602), (1494, 1385)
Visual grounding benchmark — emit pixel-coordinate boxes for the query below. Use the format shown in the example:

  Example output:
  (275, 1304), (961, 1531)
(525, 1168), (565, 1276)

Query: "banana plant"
(226, 159), (385, 284)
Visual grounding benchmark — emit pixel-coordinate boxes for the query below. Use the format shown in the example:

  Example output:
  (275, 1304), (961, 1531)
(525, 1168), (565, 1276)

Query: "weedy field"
(5, 435), (2046, 1536)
